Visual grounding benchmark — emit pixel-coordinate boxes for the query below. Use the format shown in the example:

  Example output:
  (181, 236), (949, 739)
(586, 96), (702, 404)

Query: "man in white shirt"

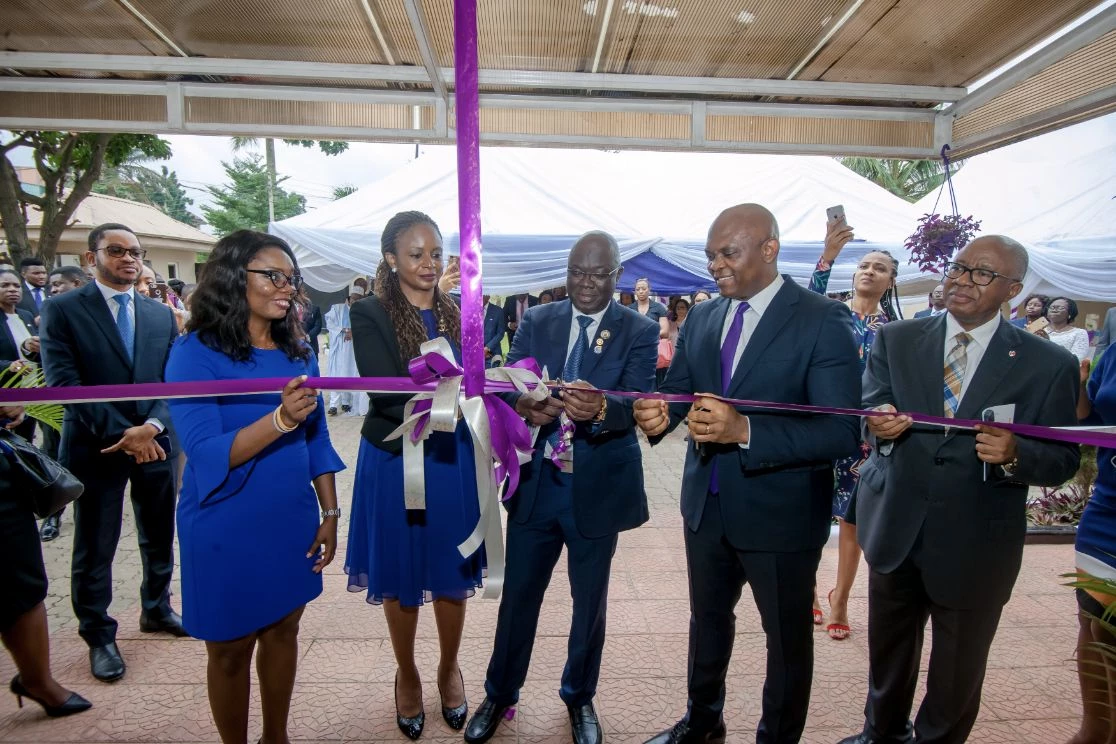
(40, 222), (188, 685)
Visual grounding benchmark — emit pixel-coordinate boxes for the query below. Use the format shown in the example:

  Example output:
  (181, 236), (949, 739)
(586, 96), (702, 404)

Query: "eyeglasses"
(943, 261), (1021, 286)
(567, 267), (620, 283)
(247, 269), (303, 290)
(97, 245), (146, 260)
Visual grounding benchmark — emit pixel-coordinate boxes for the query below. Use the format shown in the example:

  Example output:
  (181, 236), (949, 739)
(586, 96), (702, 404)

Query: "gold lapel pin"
(600, 330), (611, 340)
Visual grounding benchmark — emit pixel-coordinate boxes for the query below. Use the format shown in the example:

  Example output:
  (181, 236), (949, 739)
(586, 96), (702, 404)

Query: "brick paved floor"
(0, 416), (1082, 743)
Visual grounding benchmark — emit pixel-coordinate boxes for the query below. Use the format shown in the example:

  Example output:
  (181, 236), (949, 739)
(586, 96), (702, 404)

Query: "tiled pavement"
(0, 416), (1083, 743)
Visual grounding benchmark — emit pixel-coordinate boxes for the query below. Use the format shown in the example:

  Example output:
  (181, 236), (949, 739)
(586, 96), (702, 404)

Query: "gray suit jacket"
(1095, 306), (1116, 356)
(856, 315), (1080, 608)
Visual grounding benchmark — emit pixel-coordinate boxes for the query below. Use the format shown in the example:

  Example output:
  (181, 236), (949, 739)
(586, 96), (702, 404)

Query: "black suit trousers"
(484, 461), (618, 708)
(69, 448), (178, 646)
(863, 557), (1003, 744)
(684, 493), (821, 744)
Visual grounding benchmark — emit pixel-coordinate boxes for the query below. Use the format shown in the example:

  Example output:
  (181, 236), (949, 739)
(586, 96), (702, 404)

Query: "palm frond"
(0, 366), (63, 432)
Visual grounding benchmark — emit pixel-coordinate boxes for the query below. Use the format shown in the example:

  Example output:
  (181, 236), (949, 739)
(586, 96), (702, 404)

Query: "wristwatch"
(321, 508), (342, 519)
(999, 457), (1019, 477)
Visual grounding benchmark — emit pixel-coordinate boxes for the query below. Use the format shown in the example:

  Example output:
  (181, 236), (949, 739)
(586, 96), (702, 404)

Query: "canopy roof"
(270, 145), (926, 294)
(914, 113), (1116, 302)
(0, 1), (1113, 158)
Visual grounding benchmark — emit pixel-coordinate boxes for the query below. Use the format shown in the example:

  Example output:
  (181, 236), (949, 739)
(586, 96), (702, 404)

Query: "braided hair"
(857, 249), (904, 322)
(373, 211), (461, 361)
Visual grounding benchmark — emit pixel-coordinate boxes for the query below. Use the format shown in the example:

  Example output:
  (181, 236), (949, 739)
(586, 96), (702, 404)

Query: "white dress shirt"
(94, 279), (164, 433)
(719, 274), (784, 450)
(943, 312), (1001, 405)
(566, 306), (608, 367)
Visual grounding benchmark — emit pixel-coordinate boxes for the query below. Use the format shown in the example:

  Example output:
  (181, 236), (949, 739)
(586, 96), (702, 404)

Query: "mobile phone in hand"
(826, 204), (846, 224)
(152, 282), (170, 303)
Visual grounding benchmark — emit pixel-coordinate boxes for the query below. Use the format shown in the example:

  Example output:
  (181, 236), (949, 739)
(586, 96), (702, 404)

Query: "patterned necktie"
(943, 332), (972, 417)
(32, 287), (43, 309)
(114, 293), (135, 360)
(710, 302), (749, 494)
(563, 315), (594, 381)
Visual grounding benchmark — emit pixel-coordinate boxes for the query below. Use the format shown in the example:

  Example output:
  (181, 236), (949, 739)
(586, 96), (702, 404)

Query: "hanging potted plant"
(905, 145), (981, 273)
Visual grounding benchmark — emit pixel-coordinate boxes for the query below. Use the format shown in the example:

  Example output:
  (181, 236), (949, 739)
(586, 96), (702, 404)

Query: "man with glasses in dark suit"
(41, 223), (187, 684)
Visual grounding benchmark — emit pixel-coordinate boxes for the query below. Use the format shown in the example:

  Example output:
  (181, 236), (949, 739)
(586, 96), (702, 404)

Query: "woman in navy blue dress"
(165, 231), (344, 744)
(346, 211), (482, 739)
(1071, 350), (1116, 744)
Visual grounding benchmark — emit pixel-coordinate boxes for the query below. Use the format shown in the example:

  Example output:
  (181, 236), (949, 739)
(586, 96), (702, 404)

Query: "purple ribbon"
(2, 377), (1113, 449)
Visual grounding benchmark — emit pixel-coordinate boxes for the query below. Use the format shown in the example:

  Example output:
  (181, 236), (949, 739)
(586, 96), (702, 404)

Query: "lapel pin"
(595, 337), (604, 346)
(593, 345), (603, 354)
(1008, 350), (1017, 358)
(601, 330), (611, 340)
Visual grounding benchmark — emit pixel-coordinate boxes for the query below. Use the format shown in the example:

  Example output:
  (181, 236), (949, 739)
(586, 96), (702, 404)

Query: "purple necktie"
(710, 302), (749, 494)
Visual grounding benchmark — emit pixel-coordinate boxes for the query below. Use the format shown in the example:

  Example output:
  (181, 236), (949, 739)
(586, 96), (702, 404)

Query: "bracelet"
(272, 405), (298, 433)
(321, 508), (341, 519)
(593, 395), (608, 423)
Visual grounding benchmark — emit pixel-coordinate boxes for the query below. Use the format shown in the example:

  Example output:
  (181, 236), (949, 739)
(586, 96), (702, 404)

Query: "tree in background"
(202, 154), (307, 236)
(838, 157), (960, 203)
(92, 160), (202, 228)
(230, 137), (349, 222)
(0, 132), (171, 264)
(332, 184), (358, 200)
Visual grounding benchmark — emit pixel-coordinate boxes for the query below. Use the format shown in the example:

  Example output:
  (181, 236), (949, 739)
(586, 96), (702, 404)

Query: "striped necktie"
(943, 332), (972, 417)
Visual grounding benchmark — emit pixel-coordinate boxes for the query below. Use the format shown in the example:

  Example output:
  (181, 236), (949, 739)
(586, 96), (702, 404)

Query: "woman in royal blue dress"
(346, 211), (482, 739)
(807, 216), (901, 641)
(1071, 349), (1116, 744)
(165, 230), (344, 744)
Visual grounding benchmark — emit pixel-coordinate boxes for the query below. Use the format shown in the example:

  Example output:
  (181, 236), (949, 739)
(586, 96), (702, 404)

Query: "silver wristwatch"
(321, 508), (342, 519)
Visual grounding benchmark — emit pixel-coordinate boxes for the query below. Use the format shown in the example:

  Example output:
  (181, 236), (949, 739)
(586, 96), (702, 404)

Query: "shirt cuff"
(144, 418), (165, 433)
(737, 416), (751, 449)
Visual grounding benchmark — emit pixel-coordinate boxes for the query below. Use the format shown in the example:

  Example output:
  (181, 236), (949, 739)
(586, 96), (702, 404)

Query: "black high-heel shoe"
(394, 671), (425, 740)
(10, 675), (92, 718)
(439, 670), (468, 730)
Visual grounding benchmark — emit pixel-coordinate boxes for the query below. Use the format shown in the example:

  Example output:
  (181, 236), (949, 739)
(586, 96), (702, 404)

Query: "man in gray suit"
(1095, 305), (1116, 356)
(839, 236), (1081, 744)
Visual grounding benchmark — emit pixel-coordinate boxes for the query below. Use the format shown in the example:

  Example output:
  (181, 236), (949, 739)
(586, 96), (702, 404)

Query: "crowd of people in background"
(0, 206), (1114, 744)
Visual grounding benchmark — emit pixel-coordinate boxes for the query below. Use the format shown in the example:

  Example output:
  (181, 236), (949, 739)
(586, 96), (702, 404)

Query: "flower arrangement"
(904, 213), (982, 274)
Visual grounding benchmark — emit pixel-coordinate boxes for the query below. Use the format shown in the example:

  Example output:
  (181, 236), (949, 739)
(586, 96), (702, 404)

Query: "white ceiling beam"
(785, 0), (867, 80)
(114, 0), (190, 57)
(0, 52), (964, 102)
(358, 0), (397, 65)
(589, 0), (616, 74)
(400, 0), (447, 101)
(944, 3), (1116, 118)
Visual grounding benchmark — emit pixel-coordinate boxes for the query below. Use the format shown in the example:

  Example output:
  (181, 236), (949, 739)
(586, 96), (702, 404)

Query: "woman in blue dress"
(1071, 349), (1116, 744)
(346, 211), (482, 739)
(807, 217), (901, 641)
(165, 231), (344, 744)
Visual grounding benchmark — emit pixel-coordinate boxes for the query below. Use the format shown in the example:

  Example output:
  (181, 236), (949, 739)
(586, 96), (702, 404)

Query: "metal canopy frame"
(0, 1), (1113, 159)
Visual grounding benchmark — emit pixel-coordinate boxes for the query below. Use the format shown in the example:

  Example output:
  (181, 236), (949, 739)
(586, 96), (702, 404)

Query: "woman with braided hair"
(808, 216), (902, 642)
(345, 211), (482, 740)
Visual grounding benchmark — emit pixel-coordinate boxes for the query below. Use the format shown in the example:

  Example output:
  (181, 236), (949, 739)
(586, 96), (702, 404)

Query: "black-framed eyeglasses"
(567, 266), (620, 283)
(247, 269), (303, 290)
(97, 245), (146, 260)
(943, 261), (1021, 286)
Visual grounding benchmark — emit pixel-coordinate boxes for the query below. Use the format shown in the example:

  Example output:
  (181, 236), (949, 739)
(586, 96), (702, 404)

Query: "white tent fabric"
(272, 146), (925, 294)
(914, 113), (1116, 302)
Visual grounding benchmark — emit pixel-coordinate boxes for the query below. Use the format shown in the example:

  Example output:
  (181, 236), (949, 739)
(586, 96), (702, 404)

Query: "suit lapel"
(955, 320), (1019, 422)
(707, 296), (733, 393)
(726, 280), (796, 395)
(78, 284), (132, 370)
(914, 315), (948, 415)
(577, 301), (618, 382)
(547, 302), (573, 379)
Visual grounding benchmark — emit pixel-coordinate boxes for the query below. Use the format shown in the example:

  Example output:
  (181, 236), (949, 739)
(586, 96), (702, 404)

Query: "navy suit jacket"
(857, 315), (1080, 608)
(657, 278), (862, 552)
(17, 282), (42, 327)
(0, 307), (37, 368)
(41, 281), (179, 463)
(483, 303), (504, 356)
(913, 308), (933, 319)
(505, 299), (658, 538)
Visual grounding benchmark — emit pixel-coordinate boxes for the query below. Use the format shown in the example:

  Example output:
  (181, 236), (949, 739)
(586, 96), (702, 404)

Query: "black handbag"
(0, 429), (84, 518)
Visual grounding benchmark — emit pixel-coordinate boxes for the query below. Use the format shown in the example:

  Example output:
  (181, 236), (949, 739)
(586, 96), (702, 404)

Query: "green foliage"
(332, 184), (358, 200)
(839, 157), (959, 203)
(1027, 446), (1098, 526)
(0, 366), (63, 432)
(201, 154), (307, 236)
(93, 164), (202, 227)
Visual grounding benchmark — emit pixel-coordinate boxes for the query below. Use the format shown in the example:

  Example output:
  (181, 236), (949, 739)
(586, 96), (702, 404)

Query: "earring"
(391, 267), (397, 274)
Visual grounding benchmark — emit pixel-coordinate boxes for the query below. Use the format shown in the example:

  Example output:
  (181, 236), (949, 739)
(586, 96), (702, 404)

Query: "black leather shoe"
(568, 702), (603, 744)
(39, 514), (60, 542)
(10, 675), (92, 717)
(644, 718), (726, 744)
(139, 610), (189, 637)
(835, 725), (914, 744)
(89, 643), (125, 683)
(464, 697), (511, 744)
